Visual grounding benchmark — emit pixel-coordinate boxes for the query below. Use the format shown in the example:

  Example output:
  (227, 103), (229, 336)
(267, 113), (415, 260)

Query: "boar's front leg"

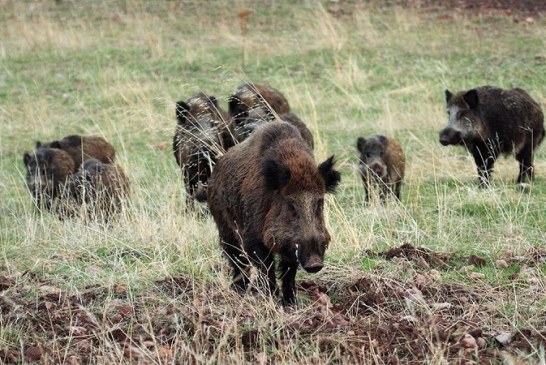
(244, 235), (277, 296)
(279, 252), (298, 306)
(516, 141), (534, 184)
(220, 228), (251, 293)
(471, 143), (497, 187)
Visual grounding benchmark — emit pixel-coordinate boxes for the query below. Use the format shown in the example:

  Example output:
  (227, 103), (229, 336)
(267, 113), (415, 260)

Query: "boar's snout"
(302, 254), (324, 274)
(369, 161), (386, 178)
(439, 128), (462, 146)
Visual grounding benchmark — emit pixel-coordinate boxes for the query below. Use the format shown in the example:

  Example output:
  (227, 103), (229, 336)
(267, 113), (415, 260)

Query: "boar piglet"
(207, 121), (340, 305)
(37, 135), (116, 170)
(173, 92), (235, 208)
(23, 147), (75, 211)
(356, 135), (405, 202)
(439, 86), (544, 187)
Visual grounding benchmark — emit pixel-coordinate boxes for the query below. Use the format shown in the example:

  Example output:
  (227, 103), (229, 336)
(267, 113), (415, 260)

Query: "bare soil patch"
(2, 244), (546, 363)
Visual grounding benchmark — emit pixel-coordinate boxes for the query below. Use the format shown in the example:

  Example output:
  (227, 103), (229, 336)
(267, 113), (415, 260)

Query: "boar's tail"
(194, 185), (207, 203)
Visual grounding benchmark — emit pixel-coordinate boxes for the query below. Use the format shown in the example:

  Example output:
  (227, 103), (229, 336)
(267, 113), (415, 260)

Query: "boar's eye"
(288, 202), (298, 216)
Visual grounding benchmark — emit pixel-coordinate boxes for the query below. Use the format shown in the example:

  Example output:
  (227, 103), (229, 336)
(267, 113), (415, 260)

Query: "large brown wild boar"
(356, 135), (405, 202)
(439, 86), (544, 187)
(37, 135), (116, 170)
(172, 92), (235, 207)
(66, 159), (130, 221)
(228, 83), (291, 141)
(207, 122), (341, 305)
(23, 147), (75, 211)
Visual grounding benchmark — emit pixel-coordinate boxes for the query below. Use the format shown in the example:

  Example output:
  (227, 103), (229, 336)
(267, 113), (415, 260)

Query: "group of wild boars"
(23, 135), (129, 220)
(173, 82), (315, 208)
(355, 85), (544, 202)
(207, 122), (340, 305)
(439, 85), (544, 188)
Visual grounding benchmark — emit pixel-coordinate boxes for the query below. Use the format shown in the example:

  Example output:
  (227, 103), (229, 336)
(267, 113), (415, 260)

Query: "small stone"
(460, 334), (477, 349)
(495, 259), (509, 268)
(468, 272), (485, 280)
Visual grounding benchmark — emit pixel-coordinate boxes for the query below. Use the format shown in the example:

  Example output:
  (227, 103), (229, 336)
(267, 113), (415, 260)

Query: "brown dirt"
(2, 244), (546, 364)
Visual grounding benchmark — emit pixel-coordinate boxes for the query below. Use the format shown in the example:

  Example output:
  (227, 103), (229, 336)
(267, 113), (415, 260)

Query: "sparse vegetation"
(1, 1), (546, 363)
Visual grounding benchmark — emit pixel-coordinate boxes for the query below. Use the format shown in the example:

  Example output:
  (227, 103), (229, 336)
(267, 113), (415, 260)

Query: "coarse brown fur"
(207, 122), (340, 305)
(357, 135), (405, 202)
(37, 135), (116, 170)
(23, 147), (75, 211)
(228, 83), (291, 142)
(439, 86), (544, 186)
(172, 92), (235, 208)
(65, 159), (130, 222)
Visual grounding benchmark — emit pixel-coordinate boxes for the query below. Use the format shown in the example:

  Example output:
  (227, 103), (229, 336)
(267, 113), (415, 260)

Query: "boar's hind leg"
(279, 254), (298, 306)
(472, 144), (497, 187)
(516, 142), (534, 183)
(221, 230), (251, 293)
(243, 236), (277, 296)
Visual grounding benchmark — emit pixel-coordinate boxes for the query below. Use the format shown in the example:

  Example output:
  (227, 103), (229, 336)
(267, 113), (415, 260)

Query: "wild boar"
(207, 121), (341, 305)
(172, 92), (235, 207)
(228, 83), (291, 141)
(23, 147), (75, 211)
(37, 135), (116, 170)
(439, 86), (544, 187)
(232, 110), (315, 149)
(66, 159), (130, 221)
(356, 135), (405, 202)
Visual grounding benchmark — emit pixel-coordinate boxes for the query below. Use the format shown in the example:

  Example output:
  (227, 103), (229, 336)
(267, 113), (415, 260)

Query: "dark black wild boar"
(207, 121), (341, 305)
(37, 135), (116, 170)
(439, 86), (544, 187)
(356, 135), (405, 202)
(172, 92), (235, 207)
(228, 83), (291, 141)
(66, 159), (130, 221)
(23, 147), (75, 211)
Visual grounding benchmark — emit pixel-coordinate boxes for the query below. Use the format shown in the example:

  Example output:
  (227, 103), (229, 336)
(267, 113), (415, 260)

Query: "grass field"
(1, 1), (546, 363)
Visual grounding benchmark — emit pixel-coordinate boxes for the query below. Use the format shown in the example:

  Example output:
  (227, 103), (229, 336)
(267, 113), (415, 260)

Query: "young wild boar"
(36, 135), (116, 170)
(66, 159), (130, 221)
(356, 135), (405, 202)
(207, 122), (341, 305)
(23, 147), (75, 211)
(228, 83), (291, 141)
(439, 86), (544, 187)
(172, 92), (235, 207)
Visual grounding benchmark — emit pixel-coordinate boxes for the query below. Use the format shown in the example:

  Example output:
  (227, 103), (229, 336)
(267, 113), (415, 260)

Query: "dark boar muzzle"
(302, 254), (324, 273)
(439, 128), (462, 146)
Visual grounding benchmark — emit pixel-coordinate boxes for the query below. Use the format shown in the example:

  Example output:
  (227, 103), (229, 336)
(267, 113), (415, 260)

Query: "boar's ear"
(263, 159), (291, 191)
(463, 89), (479, 109)
(318, 156), (341, 194)
(35, 141), (42, 149)
(175, 101), (191, 125)
(356, 137), (366, 153)
(208, 95), (219, 108)
(228, 95), (246, 118)
(23, 152), (31, 166)
(48, 141), (62, 149)
(445, 89), (453, 103)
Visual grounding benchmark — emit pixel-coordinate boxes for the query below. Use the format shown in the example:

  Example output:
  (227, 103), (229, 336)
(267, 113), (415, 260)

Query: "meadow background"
(1, 0), (546, 363)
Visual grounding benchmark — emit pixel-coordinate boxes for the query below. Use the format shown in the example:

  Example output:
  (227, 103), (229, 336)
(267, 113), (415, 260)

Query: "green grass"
(1, 1), (546, 363)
